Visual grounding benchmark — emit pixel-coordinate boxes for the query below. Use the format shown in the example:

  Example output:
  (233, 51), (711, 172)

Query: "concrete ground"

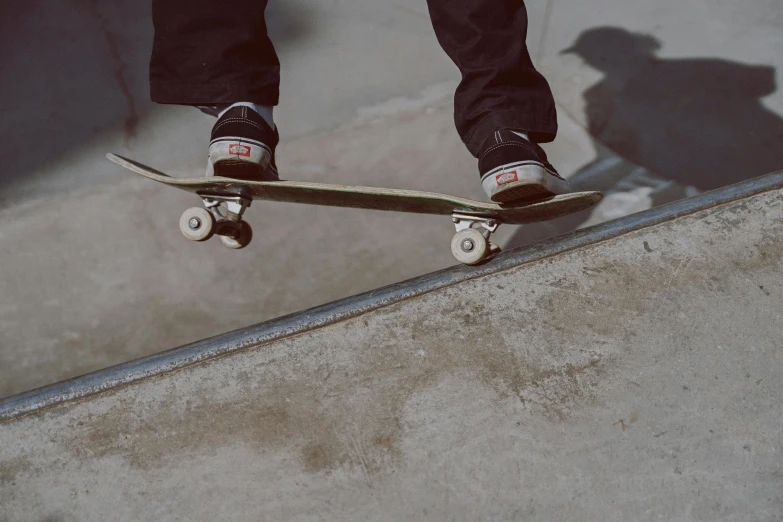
(2, 178), (781, 521)
(1, 0), (783, 396)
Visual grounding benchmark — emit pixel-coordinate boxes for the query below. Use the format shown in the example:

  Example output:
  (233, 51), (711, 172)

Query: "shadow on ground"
(508, 26), (783, 249)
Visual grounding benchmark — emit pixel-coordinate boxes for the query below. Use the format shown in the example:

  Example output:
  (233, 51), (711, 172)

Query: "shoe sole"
(482, 162), (571, 204)
(209, 137), (273, 181)
(491, 182), (556, 204)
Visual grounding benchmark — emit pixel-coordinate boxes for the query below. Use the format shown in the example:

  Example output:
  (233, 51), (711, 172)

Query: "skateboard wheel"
(451, 228), (489, 265)
(179, 207), (215, 242)
(219, 221), (253, 249)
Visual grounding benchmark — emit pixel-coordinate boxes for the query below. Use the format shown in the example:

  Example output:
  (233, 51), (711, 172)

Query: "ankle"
(219, 102), (275, 130)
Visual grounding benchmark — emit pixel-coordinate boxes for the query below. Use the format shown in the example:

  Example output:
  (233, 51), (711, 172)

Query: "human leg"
(150, 0), (280, 106)
(426, 0), (570, 201)
(150, 0), (279, 179)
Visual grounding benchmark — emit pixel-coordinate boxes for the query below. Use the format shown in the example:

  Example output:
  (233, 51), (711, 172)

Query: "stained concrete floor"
(2, 180), (781, 521)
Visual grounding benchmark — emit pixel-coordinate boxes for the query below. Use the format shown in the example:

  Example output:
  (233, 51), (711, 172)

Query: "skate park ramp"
(3, 0), (783, 400)
(2, 171), (782, 520)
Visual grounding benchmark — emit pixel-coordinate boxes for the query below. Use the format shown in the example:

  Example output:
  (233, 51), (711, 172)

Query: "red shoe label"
(228, 144), (251, 157)
(496, 170), (519, 185)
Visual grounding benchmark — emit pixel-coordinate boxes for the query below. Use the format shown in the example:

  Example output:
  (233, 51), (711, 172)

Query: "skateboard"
(107, 153), (602, 265)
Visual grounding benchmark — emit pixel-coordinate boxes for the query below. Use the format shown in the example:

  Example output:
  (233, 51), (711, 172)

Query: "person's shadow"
(507, 26), (783, 249)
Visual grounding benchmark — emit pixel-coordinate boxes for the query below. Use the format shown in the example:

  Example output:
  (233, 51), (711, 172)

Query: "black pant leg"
(150, 0), (280, 106)
(425, 0), (557, 156)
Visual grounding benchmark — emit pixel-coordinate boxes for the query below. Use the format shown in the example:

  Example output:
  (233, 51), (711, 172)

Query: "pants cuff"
(151, 81), (280, 106)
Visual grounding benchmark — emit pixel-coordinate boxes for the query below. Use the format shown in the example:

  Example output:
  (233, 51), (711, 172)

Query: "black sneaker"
(478, 129), (570, 203)
(208, 105), (279, 181)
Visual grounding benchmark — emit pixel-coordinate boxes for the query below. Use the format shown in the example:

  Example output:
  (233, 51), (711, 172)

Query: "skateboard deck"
(108, 153), (602, 264)
(108, 153), (601, 224)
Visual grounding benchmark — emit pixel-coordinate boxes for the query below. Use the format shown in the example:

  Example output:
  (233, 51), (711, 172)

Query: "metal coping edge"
(2, 170), (782, 421)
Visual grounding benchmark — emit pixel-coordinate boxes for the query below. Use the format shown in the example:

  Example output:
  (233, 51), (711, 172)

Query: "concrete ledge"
(2, 168), (782, 421)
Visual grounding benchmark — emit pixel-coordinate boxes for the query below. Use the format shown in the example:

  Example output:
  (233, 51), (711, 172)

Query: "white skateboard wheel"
(219, 221), (253, 249)
(179, 207), (215, 242)
(451, 228), (489, 265)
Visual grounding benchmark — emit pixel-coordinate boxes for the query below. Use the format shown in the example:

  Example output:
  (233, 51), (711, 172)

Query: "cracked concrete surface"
(1, 0), (783, 401)
(1, 186), (781, 520)
(86, 0), (139, 142)
(1, 0), (782, 516)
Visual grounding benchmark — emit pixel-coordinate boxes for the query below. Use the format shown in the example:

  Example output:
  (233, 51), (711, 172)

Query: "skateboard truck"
(450, 213), (502, 265)
(178, 194), (254, 249)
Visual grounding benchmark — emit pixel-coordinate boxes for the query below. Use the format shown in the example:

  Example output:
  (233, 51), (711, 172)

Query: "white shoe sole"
(210, 137), (271, 166)
(481, 161), (571, 203)
(208, 137), (276, 180)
